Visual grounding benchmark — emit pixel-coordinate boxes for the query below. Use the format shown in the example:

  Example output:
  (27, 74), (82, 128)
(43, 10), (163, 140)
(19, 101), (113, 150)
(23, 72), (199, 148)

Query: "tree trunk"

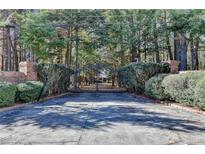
(137, 27), (141, 62)
(130, 14), (137, 63)
(154, 34), (160, 63)
(69, 27), (73, 67)
(65, 45), (69, 67)
(153, 19), (160, 63)
(144, 37), (147, 62)
(112, 74), (115, 87)
(64, 28), (70, 67)
(19, 43), (22, 61)
(179, 33), (187, 71)
(120, 48), (125, 66)
(166, 34), (173, 60)
(174, 32), (179, 60)
(120, 25), (125, 66)
(164, 10), (173, 60)
(74, 26), (79, 90)
(6, 27), (12, 71)
(195, 42), (199, 70)
(13, 32), (18, 71)
(131, 45), (137, 62)
(1, 28), (5, 71)
(190, 34), (199, 70)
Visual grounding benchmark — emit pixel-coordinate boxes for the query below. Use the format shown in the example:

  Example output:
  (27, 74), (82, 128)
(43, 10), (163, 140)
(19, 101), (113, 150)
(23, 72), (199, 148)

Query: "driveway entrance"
(0, 93), (205, 144)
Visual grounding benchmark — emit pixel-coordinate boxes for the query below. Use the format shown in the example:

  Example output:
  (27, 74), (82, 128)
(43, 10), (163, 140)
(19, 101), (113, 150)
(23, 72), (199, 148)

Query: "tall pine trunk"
(174, 32), (179, 60)
(153, 16), (160, 63)
(130, 14), (137, 62)
(13, 36), (18, 71)
(164, 10), (173, 60)
(64, 28), (70, 67)
(120, 25), (125, 66)
(166, 34), (173, 60)
(120, 47), (125, 66)
(6, 27), (12, 71)
(69, 27), (73, 67)
(179, 33), (187, 71)
(74, 26), (79, 90)
(1, 28), (5, 71)
(4, 12), (11, 71)
(190, 33), (199, 70)
(144, 36), (147, 62)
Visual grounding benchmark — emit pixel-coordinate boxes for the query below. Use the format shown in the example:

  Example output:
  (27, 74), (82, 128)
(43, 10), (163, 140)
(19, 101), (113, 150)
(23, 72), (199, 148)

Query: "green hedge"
(118, 62), (170, 93)
(35, 64), (73, 95)
(16, 81), (44, 102)
(145, 74), (169, 100)
(162, 72), (204, 106)
(0, 82), (16, 106)
(145, 72), (205, 110)
(0, 63), (73, 106)
(195, 77), (205, 108)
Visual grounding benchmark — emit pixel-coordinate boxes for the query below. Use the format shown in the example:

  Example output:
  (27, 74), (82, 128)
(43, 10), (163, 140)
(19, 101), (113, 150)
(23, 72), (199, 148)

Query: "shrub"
(35, 63), (73, 95)
(160, 62), (171, 73)
(16, 81), (44, 102)
(162, 72), (205, 107)
(145, 74), (169, 100)
(0, 82), (16, 106)
(118, 62), (170, 93)
(194, 77), (205, 109)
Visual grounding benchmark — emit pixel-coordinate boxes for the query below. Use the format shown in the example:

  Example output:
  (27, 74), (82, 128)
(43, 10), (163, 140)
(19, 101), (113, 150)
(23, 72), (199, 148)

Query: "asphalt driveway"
(0, 92), (205, 144)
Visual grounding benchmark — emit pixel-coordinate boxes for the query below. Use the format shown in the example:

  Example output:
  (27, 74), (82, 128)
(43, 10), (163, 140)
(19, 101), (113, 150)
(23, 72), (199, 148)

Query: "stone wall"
(0, 61), (37, 84)
(0, 71), (26, 83)
(19, 61), (37, 81)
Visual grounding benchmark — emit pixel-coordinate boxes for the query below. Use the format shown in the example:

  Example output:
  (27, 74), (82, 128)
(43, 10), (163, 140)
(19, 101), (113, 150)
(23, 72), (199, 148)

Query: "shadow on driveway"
(0, 93), (204, 133)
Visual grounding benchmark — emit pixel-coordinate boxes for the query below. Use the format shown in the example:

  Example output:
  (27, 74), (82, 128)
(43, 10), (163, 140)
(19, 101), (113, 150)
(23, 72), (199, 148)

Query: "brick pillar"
(19, 61), (37, 81)
(163, 60), (179, 74)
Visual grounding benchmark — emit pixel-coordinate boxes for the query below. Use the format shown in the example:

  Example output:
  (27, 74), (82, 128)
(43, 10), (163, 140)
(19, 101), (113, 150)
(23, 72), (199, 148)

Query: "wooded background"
(0, 10), (205, 71)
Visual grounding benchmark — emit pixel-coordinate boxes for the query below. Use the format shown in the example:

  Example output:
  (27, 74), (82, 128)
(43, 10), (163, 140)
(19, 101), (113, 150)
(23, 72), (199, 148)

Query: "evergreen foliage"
(117, 62), (170, 93)
(16, 81), (44, 102)
(35, 63), (73, 95)
(0, 82), (16, 106)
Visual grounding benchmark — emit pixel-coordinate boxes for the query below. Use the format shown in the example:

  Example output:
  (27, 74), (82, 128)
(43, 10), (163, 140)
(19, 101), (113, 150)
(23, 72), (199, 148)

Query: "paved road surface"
(0, 93), (205, 144)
